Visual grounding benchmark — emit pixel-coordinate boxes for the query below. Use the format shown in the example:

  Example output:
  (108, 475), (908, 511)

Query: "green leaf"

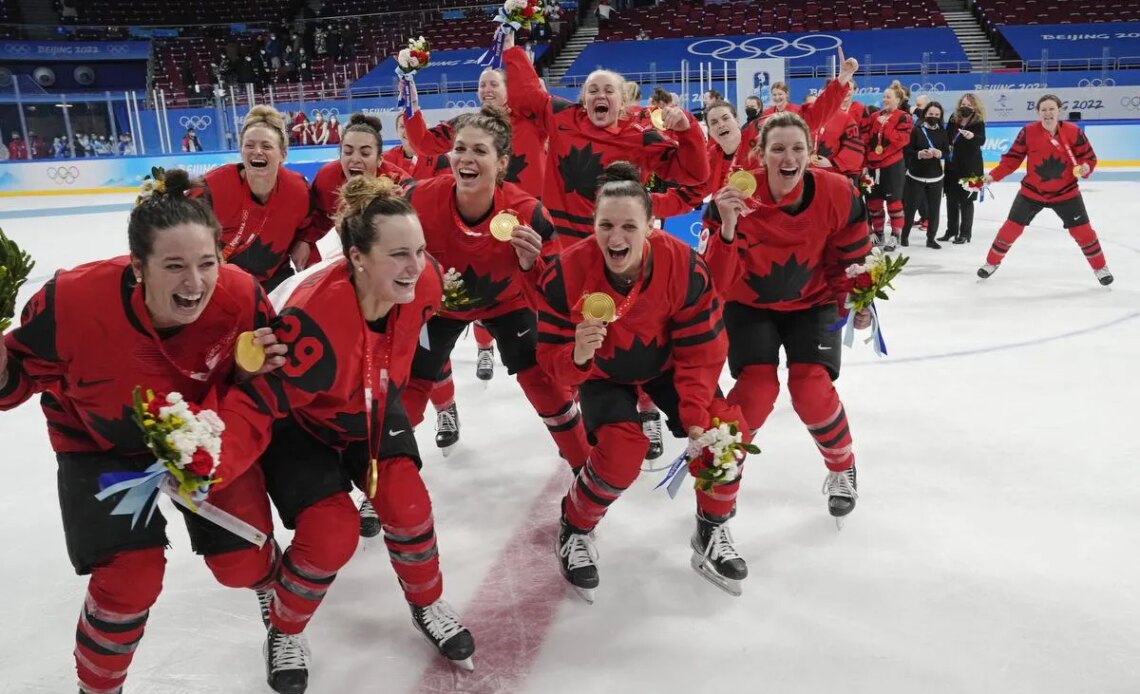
(875, 290), (889, 300)
(0, 227), (35, 333)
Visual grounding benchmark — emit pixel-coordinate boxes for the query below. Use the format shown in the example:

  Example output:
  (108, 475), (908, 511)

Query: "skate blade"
(571, 585), (596, 604)
(450, 656), (475, 672)
(690, 553), (742, 597)
(440, 442), (459, 458)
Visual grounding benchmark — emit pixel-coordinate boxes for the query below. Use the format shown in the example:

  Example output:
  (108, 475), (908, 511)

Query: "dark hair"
(757, 111), (811, 153)
(343, 112), (383, 148)
(128, 169), (221, 260)
(1037, 94), (1063, 111)
(744, 95), (762, 107)
(923, 100), (945, 125)
(335, 174), (415, 258)
(452, 104), (513, 180)
(705, 99), (737, 119)
(650, 86), (671, 106)
(705, 89), (721, 100)
(594, 161), (651, 221)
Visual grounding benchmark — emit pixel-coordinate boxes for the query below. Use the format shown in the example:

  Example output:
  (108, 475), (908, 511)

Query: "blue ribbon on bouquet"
(830, 301), (888, 356)
(654, 450), (693, 499)
(479, 16), (520, 68)
(395, 69), (415, 118)
(94, 461), (168, 529)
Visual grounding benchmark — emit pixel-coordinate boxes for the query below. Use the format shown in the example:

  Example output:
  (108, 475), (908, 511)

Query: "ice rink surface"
(1, 177), (1139, 693)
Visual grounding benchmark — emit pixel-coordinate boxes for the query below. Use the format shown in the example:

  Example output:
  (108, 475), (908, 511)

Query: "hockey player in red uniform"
(864, 83), (913, 250)
(199, 106), (313, 292)
(811, 82), (866, 184)
(704, 112), (873, 523)
(978, 94), (1112, 285)
(229, 176), (475, 691)
(501, 30), (709, 246)
(383, 113), (452, 181)
(536, 162), (755, 599)
(401, 106), (591, 470)
(0, 171), (285, 694)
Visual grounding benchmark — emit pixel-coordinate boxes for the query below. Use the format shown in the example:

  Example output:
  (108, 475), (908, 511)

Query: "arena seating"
(972, 0), (1140, 27)
(59, 0), (295, 26)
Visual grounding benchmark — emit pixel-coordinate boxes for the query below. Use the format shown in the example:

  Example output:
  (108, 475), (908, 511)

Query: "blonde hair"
(883, 82), (906, 105)
(623, 80), (641, 106)
(756, 111), (811, 154)
(579, 69), (624, 104)
(241, 105), (288, 152)
(958, 92), (986, 122)
(335, 175), (414, 258)
(770, 81), (790, 94)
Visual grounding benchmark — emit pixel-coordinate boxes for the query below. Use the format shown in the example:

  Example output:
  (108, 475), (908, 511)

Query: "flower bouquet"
(395, 36), (431, 116)
(480, 0), (545, 67)
(0, 226), (34, 333)
(136, 167), (167, 204)
(959, 175), (992, 201)
(859, 171), (875, 196)
(442, 267), (474, 311)
(832, 247), (908, 356)
(656, 418), (759, 497)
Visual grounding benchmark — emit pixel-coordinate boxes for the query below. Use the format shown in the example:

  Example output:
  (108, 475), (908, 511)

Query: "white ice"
(1, 178), (1139, 694)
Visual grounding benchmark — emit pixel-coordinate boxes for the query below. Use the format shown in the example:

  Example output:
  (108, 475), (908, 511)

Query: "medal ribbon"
(578, 241), (651, 322)
(360, 307), (397, 497)
(222, 179), (272, 260)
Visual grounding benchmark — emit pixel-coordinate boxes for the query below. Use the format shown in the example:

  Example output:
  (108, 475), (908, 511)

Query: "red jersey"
(382, 144), (451, 181)
(734, 79), (847, 170)
(864, 108), (912, 169)
(534, 233), (726, 431)
(814, 108), (865, 176)
(0, 258), (271, 461)
(404, 108), (548, 198)
(989, 121), (1096, 203)
(201, 163), (311, 286)
(504, 46), (709, 243)
(405, 175), (554, 321)
(300, 160), (412, 245)
(703, 168), (870, 313)
(651, 138), (735, 219)
(762, 103), (801, 118)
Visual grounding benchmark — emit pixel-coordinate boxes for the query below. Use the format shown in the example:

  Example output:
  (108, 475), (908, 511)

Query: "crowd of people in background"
(1, 130), (135, 160)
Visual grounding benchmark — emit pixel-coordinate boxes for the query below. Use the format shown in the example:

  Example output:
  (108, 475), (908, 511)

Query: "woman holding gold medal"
(535, 162), (756, 600)
(398, 105), (592, 470)
(0, 171), (288, 694)
(228, 175), (477, 692)
(863, 83), (913, 251)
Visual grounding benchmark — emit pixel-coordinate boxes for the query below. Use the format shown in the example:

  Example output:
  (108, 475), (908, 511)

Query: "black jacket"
(904, 123), (950, 179)
(944, 118), (987, 180)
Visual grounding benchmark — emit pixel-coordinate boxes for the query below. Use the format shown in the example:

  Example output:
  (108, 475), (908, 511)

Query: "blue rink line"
(1, 202), (135, 220)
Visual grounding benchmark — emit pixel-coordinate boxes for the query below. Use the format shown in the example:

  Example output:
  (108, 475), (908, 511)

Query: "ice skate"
(411, 599), (475, 671)
(264, 627), (311, 694)
(1095, 267), (1114, 286)
(640, 408), (664, 461)
(256, 587), (273, 628)
(823, 466), (858, 530)
(476, 346), (495, 385)
(977, 263), (999, 279)
(690, 511), (748, 597)
(359, 497), (381, 538)
(435, 403), (460, 457)
(556, 520), (599, 603)
(884, 234), (899, 252)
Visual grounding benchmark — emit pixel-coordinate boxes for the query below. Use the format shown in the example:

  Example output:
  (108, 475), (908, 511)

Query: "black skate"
(977, 263), (998, 279)
(823, 466), (858, 530)
(1095, 267), (1114, 286)
(640, 408), (664, 461)
(435, 403), (460, 457)
(556, 520), (600, 603)
(264, 627), (311, 694)
(690, 511), (748, 597)
(410, 599), (475, 671)
(359, 497), (381, 538)
(475, 346), (495, 384)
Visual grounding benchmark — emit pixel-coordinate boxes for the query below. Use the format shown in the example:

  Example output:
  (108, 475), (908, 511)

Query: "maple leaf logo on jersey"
(559, 144), (605, 200)
(229, 235), (281, 279)
(88, 404), (149, 453)
(506, 153), (528, 183)
(816, 141), (835, 160)
(595, 334), (670, 383)
(454, 265), (512, 310)
(1034, 154), (1067, 182)
(745, 255), (814, 303)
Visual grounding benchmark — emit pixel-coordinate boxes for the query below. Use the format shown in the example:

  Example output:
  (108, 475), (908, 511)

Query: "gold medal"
(874, 144), (884, 155)
(367, 458), (378, 498)
(727, 170), (757, 197)
(489, 211), (519, 241)
(1072, 165), (1083, 178)
(650, 108), (666, 130)
(581, 292), (616, 322)
(235, 330), (266, 373)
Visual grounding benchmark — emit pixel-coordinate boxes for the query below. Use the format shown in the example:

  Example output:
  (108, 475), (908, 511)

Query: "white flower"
(845, 264), (865, 279)
(505, 0), (527, 11)
(408, 55), (420, 68)
(397, 48), (412, 68)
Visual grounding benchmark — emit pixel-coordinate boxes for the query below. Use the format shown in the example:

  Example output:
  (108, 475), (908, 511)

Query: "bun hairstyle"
(241, 105), (288, 151)
(757, 111), (811, 153)
(623, 80), (641, 106)
(128, 168), (221, 261)
(452, 104), (513, 180)
(594, 161), (651, 221)
(650, 86), (672, 107)
(334, 174), (415, 258)
(343, 112), (383, 148)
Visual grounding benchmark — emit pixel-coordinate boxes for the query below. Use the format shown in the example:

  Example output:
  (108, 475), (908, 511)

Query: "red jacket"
(703, 168), (870, 313)
(201, 163), (311, 286)
(989, 121), (1096, 203)
(0, 258), (271, 476)
(651, 137), (735, 220)
(382, 144), (451, 181)
(535, 232), (725, 431)
(505, 46), (709, 244)
(734, 80), (846, 170)
(7, 139), (27, 160)
(405, 175), (553, 321)
(813, 108), (865, 177)
(405, 108), (548, 199)
(864, 108), (912, 169)
(300, 160), (411, 245)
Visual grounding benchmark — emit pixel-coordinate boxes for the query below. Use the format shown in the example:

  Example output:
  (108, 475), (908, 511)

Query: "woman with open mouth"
(705, 112), (873, 527)
(198, 106), (313, 292)
(864, 82), (913, 251)
(230, 175), (477, 691)
(501, 29), (709, 246)
(534, 161), (755, 600)
(400, 105), (592, 473)
(0, 170), (287, 694)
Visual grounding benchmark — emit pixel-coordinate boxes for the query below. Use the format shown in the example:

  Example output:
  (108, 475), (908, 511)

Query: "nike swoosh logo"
(818, 345), (832, 351)
(517, 329), (531, 337)
(388, 429), (406, 437)
(76, 377), (114, 388)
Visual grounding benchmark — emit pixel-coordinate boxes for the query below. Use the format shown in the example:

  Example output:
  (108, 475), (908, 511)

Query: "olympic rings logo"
(445, 100), (479, 109)
(107, 44), (131, 55)
(1120, 96), (1140, 110)
(179, 115), (212, 129)
(4, 44), (31, 55)
(310, 107), (340, 118)
(686, 34), (842, 60)
(909, 82), (947, 93)
(1078, 78), (1116, 88)
(47, 166), (80, 184)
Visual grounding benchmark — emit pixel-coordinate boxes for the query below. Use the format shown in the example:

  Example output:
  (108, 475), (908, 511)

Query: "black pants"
(901, 177), (943, 243)
(944, 178), (977, 240)
(410, 309), (539, 381)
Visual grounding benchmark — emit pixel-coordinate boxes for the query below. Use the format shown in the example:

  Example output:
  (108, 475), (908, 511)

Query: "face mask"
(925, 116), (941, 126)
(744, 107), (759, 120)
(958, 107), (973, 118)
